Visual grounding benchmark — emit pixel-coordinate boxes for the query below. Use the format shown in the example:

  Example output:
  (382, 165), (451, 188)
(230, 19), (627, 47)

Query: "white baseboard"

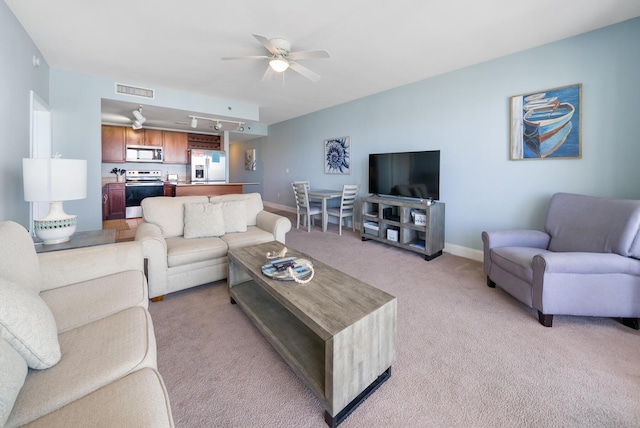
(443, 243), (483, 262)
(264, 201), (483, 262)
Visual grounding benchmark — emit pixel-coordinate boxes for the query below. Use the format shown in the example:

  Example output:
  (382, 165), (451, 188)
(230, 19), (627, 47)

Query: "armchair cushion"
(0, 278), (61, 370)
(545, 192), (640, 256)
(183, 202), (226, 239)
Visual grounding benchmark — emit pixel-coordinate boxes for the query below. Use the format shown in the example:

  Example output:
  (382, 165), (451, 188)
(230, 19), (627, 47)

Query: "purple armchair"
(482, 193), (640, 328)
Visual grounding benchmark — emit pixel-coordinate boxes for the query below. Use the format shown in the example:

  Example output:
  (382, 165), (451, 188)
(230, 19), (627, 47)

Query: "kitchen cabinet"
(143, 129), (163, 146)
(101, 125), (126, 162)
(125, 128), (163, 147)
(102, 183), (126, 220)
(163, 131), (188, 164)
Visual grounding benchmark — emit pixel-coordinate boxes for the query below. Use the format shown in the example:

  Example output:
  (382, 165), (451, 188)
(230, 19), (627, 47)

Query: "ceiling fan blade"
(289, 49), (330, 60)
(221, 55), (270, 60)
(288, 61), (321, 82)
(261, 66), (276, 82)
(253, 34), (279, 55)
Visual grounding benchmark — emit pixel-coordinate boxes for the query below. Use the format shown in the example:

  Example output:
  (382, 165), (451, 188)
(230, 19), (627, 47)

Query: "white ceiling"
(7, 0), (640, 135)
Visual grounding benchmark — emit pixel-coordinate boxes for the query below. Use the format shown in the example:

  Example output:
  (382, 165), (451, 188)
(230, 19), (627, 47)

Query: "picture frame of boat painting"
(510, 83), (581, 160)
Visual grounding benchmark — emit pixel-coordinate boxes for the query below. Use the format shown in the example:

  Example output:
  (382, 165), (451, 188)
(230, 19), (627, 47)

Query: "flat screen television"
(369, 150), (440, 200)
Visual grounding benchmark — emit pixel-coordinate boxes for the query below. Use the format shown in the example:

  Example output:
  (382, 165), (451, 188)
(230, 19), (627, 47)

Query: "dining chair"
(292, 181), (322, 232)
(326, 184), (360, 235)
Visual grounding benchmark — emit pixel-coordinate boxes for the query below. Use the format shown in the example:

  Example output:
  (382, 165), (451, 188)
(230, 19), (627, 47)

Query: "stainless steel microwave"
(126, 145), (163, 163)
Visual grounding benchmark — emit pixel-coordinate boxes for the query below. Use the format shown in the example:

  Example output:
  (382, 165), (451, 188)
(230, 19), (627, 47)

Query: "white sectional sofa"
(0, 221), (173, 428)
(135, 192), (291, 300)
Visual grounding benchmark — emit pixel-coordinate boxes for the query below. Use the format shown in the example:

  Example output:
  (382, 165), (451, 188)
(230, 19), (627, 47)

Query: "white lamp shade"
(23, 158), (87, 202)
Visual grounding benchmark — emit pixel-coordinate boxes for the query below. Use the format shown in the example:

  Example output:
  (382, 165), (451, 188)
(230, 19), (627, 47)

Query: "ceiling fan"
(221, 34), (329, 82)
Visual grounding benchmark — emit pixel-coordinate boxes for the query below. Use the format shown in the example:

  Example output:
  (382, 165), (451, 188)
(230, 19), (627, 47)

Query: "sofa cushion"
(221, 226), (276, 249)
(0, 278), (61, 370)
(142, 196), (209, 238)
(209, 193), (263, 227)
(0, 338), (28, 427)
(166, 236), (228, 268)
(0, 221), (43, 294)
(184, 202), (226, 239)
(7, 306), (157, 427)
(40, 270), (148, 333)
(23, 368), (173, 428)
(218, 200), (248, 233)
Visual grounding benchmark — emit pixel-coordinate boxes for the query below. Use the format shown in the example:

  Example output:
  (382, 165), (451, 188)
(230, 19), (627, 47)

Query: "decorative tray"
(261, 257), (314, 281)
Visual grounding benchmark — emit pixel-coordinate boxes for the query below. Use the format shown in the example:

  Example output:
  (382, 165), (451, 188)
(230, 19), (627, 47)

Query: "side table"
(34, 229), (116, 253)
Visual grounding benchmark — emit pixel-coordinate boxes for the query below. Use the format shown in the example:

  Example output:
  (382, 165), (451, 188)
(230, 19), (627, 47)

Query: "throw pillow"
(0, 338), (28, 427)
(219, 200), (248, 233)
(184, 202), (225, 238)
(0, 278), (61, 369)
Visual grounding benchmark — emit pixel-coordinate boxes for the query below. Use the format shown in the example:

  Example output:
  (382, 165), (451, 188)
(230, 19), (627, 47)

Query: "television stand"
(361, 195), (445, 260)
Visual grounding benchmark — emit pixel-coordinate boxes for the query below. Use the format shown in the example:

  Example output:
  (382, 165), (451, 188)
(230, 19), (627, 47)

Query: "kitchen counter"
(167, 182), (258, 197)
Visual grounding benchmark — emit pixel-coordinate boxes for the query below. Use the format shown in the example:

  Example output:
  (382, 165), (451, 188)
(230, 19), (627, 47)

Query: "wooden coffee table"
(227, 242), (397, 427)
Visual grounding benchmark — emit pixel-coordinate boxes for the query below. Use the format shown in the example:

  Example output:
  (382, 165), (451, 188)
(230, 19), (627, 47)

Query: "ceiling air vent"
(115, 83), (155, 99)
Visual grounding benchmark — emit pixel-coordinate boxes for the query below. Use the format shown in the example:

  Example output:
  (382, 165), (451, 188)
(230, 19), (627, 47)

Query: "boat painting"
(510, 83), (581, 160)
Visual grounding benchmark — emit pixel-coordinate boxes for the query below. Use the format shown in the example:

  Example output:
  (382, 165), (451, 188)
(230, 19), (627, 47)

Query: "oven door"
(125, 184), (164, 218)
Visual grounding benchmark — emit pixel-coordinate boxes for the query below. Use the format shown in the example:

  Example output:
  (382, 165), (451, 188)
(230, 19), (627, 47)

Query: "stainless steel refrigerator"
(187, 149), (227, 183)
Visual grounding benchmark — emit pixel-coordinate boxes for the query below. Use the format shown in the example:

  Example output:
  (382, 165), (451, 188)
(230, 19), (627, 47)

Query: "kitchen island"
(165, 182), (259, 197)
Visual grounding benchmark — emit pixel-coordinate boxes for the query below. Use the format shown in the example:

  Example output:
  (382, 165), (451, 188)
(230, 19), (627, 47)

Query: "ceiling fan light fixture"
(191, 117), (197, 128)
(269, 58), (289, 73)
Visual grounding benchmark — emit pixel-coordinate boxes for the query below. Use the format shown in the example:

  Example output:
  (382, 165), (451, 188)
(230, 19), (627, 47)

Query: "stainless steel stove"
(125, 170), (164, 218)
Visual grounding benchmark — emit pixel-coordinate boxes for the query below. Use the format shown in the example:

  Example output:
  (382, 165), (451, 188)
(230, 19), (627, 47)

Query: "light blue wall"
(263, 17), (640, 252)
(0, 1), (49, 227)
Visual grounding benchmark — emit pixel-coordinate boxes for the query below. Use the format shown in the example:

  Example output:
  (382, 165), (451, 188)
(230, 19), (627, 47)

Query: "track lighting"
(269, 58), (289, 73)
(188, 115), (246, 132)
(132, 121), (143, 130)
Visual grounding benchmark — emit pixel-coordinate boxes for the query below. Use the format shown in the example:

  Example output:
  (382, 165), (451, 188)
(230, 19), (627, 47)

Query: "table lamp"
(23, 155), (87, 244)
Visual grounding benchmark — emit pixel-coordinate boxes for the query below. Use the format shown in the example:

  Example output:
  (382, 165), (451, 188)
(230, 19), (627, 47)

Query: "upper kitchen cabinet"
(163, 131), (188, 164)
(143, 129), (163, 146)
(102, 125), (126, 162)
(125, 128), (163, 146)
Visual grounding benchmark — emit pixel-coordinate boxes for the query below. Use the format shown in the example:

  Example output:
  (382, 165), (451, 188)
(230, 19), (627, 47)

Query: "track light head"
(237, 123), (245, 132)
(132, 106), (146, 125)
(132, 121), (143, 130)
(191, 117), (197, 128)
(214, 122), (222, 131)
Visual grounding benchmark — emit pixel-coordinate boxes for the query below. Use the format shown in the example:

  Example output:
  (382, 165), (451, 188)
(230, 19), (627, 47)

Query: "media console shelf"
(361, 195), (445, 261)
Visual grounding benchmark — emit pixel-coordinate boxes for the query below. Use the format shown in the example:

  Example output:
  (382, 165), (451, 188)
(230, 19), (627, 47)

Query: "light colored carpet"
(149, 218), (640, 427)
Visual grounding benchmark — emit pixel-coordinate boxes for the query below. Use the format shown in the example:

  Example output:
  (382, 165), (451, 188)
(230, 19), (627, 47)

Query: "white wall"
(261, 17), (640, 252)
(0, 1), (49, 228)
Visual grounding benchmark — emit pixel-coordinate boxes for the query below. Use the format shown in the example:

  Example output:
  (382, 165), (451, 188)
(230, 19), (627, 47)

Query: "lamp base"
(34, 201), (78, 245)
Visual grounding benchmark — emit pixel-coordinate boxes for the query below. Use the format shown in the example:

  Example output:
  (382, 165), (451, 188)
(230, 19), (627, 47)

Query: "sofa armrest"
(135, 222), (169, 299)
(482, 230), (551, 250)
(38, 241), (144, 292)
(256, 211), (292, 244)
(482, 230), (550, 276)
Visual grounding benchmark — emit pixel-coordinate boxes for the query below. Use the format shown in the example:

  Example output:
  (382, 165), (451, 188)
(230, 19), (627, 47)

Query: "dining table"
(307, 189), (343, 232)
